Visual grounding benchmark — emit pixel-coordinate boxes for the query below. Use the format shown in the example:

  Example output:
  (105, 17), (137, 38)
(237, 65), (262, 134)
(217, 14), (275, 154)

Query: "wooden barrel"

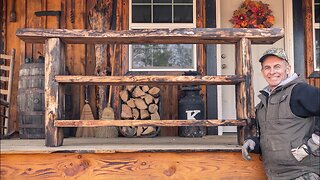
(18, 63), (45, 139)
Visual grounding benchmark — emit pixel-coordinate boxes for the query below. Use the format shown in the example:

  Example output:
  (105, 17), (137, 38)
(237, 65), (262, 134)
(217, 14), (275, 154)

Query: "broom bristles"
(95, 106), (118, 138)
(76, 104), (96, 137)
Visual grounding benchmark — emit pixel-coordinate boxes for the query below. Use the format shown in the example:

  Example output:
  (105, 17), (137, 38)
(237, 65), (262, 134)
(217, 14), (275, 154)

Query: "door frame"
(215, 0), (294, 135)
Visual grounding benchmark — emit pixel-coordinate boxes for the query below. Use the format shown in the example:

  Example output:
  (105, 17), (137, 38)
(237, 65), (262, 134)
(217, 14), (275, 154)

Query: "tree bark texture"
(88, 0), (113, 119)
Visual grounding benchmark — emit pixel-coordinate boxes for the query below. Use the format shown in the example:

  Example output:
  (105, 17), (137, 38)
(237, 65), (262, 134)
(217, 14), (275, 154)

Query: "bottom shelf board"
(1, 134), (240, 154)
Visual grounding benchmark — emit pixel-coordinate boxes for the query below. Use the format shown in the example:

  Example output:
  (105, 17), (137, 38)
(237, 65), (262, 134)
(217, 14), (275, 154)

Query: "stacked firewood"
(119, 85), (161, 137)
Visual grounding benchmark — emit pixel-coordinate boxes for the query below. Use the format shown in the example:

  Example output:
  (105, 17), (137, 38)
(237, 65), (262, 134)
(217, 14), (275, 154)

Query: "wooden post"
(45, 38), (65, 147)
(88, 0), (113, 118)
(235, 38), (254, 145)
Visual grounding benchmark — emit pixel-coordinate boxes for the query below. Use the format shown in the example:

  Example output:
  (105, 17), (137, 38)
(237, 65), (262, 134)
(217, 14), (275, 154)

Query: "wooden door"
(218, 0), (286, 134)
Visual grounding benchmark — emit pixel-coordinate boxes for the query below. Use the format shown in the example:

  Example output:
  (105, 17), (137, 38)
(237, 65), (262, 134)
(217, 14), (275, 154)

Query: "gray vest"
(256, 77), (319, 180)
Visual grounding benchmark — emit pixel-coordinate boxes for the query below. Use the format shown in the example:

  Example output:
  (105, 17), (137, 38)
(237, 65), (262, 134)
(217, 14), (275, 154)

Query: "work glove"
(242, 139), (256, 161)
(291, 133), (320, 162)
(307, 133), (320, 156)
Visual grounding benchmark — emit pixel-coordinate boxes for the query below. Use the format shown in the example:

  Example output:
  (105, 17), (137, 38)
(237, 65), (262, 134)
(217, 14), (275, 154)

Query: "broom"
(95, 44), (118, 138)
(76, 85), (96, 137)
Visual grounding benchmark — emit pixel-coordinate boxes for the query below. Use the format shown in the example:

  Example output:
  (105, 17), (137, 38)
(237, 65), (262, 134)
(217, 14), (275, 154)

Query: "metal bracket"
(35, 11), (61, 17)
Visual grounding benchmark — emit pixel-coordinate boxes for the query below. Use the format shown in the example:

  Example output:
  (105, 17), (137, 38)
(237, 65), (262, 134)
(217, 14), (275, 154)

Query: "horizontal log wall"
(0, 152), (267, 179)
(3, 0), (89, 135)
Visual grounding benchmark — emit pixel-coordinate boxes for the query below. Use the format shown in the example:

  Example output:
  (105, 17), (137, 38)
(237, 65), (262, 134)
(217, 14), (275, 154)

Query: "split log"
(121, 104), (132, 119)
(154, 98), (160, 104)
(140, 109), (150, 119)
(136, 127), (143, 136)
(148, 87), (160, 97)
(134, 98), (148, 110)
(148, 104), (158, 114)
(141, 85), (149, 92)
(132, 108), (139, 120)
(120, 90), (129, 103)
(126, 85), (135, 92)
(141, 127), (156, 135)
(132, 86), (145, 98)
(143, 94), (154, 105)
(126, 98), (136, 108)
(151, 112), (160, 120)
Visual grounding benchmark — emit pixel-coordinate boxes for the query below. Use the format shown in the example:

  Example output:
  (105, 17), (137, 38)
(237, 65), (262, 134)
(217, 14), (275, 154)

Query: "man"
(241, 48), (320, 180)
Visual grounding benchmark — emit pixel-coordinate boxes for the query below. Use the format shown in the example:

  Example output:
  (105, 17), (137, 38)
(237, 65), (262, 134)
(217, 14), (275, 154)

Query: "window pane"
(130, 0), (195, 71)
(132, 44), (193, 69)
(154, 0), (172, 3)
(174, 0), (193, 3)
(154, 5), (172, 23)
(174, 5), (193, 23)
(315, 4), (320, 23)
(132, 5), (151, 23)
(132, 0), (151, 3)
(315, 29), (320, 70)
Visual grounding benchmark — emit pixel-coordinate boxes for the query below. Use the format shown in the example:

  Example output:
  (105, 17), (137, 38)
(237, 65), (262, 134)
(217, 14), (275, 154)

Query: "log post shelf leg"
(235, 38), (255, 145)
(45, 38), (65, 147)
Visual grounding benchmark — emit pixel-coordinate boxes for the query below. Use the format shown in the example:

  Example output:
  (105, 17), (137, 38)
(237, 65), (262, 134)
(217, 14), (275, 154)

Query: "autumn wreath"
(230, 0), (275, 28)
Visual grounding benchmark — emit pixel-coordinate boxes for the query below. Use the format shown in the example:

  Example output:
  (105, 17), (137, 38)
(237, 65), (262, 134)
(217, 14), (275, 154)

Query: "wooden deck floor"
(1, 134), (240, 154)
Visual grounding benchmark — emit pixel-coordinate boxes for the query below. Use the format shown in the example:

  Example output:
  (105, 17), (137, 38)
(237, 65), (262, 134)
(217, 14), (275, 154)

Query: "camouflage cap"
(259, 48), (289, 63)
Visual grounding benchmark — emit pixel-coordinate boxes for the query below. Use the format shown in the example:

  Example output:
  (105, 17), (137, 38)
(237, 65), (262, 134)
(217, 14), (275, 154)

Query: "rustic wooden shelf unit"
(16, 28), (284, 147)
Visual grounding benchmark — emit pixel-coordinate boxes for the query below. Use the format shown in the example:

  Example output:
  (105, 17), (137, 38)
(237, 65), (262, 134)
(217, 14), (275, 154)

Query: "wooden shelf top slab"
(16, 28), (284, 44)
(54, 75), (245, 85)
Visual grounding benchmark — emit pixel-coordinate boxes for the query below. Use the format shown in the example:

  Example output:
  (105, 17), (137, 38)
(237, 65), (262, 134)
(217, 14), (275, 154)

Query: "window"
(129, 0), (196, 71)
(313, 0), (320, 71)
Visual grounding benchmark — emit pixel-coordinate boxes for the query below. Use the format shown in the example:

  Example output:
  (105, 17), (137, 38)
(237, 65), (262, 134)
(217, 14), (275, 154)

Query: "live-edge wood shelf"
(16, 28), (284, 147)
(54, 75), (245, 85)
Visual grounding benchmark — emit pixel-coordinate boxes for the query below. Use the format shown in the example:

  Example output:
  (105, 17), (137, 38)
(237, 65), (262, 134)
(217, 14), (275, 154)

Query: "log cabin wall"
(2, 0), (207, 136)
(303, 0), (320, 87)
(3, 0), (89, 135)
(4, 0), (318, 136)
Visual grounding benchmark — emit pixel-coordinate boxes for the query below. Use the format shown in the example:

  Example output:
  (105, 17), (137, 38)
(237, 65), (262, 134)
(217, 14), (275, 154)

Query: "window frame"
(129, 0), (197, 72)
(312, 0), (320, 71)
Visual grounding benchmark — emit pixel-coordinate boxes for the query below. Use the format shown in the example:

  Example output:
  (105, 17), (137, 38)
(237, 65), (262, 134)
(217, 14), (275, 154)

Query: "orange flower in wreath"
(230, 0), (275, 28)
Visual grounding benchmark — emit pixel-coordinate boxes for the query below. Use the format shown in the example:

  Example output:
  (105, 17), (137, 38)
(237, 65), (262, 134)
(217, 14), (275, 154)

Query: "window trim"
(312, 0), (320, 71)
(129, 0), (197, 72)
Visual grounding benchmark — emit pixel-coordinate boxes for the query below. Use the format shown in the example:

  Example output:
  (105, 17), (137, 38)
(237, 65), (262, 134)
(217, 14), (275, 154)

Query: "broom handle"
(107, 85), (112, 106)
(85, 85), (89, 104)
(107, 44), (116, 106)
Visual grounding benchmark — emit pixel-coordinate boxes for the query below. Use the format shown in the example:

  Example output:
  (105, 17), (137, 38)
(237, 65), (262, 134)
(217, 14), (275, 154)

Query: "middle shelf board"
(54, 75), (245, 85)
